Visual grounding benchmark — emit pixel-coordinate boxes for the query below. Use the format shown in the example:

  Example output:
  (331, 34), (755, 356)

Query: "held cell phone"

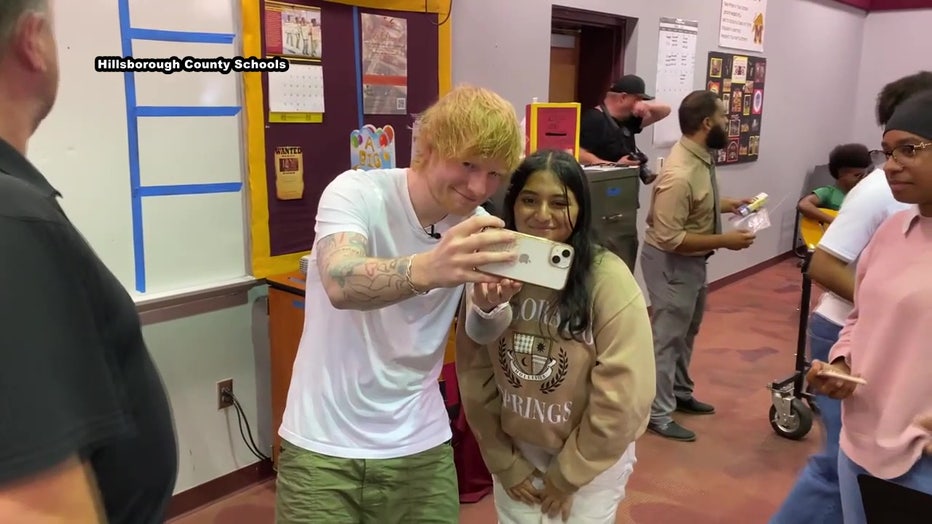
(475, 230), (575, 291)
(817, 368), (868, 385)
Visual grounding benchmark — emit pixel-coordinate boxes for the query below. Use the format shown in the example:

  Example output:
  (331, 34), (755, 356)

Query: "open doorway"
(549, 6), (628, 109)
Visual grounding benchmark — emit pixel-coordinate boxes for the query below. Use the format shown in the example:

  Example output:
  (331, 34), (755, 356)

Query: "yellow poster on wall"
(274, 146), (305, 200)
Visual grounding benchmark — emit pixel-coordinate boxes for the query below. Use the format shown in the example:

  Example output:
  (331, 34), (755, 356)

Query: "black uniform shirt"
(0, 137), (177, 523)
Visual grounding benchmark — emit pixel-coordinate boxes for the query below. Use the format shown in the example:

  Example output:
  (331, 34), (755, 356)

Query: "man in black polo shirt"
(579, 74), (671, 271)
(0, 2), (177, 522)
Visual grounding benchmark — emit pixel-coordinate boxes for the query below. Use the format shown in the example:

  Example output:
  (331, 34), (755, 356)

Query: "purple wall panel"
(259, 0), (439, 256)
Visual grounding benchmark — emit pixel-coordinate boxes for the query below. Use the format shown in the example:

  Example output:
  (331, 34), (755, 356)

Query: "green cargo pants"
(274, 439), (459, 523)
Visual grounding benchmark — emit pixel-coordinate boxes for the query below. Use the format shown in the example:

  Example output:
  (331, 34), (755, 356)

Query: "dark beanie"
(884, 90), (932, 140)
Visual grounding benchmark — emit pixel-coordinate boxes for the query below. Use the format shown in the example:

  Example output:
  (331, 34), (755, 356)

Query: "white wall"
(453, 0), (867, 285)
(850, 8), (932, 147)
(142, 288), (273, 494)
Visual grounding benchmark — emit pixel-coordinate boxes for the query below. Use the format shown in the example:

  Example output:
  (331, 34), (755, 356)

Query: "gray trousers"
(640, 244), (708, 426)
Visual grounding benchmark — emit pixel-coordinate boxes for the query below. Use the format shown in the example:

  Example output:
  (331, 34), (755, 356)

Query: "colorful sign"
(706, 51), (766, 165)
(350, 124), (396, 170)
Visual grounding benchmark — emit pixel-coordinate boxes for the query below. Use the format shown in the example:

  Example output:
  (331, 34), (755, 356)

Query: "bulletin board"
(704, 51), (767, 166)
(242, 0), (452, 277)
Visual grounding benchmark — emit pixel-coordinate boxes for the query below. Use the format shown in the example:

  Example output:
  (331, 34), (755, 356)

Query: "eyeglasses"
(870, 142), (931, 164)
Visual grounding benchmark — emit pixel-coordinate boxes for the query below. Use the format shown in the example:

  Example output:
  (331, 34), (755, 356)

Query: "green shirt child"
(798, 143), (872, 225)
(811, 185), (847, 211)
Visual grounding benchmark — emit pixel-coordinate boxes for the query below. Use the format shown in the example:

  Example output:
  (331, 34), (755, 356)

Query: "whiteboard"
(652, 17), (699, 147)
(29, 0), (251, 301)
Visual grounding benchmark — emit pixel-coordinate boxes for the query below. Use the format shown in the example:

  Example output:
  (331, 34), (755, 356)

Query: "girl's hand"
(505, 472), (541, 506)
(806, 360), (860, 400)
(539, 477), (573, 522)
(472, 279), (522, 312)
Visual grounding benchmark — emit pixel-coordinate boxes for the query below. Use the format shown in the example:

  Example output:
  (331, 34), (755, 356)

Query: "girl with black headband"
(806, 90), (932, 523)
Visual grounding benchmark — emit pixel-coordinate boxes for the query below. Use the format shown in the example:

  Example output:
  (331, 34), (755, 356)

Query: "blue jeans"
(770, 313), (843, 524)
(838, 448), (932, 524)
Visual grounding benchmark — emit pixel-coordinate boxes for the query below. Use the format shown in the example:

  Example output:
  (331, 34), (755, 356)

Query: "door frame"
(552, 5), (627, 84)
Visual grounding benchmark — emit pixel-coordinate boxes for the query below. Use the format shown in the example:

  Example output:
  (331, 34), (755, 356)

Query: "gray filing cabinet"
(584, 166), (641, 271)
(486, 165), (642, 270)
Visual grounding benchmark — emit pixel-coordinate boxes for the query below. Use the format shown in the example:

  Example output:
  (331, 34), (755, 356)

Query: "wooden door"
(549, 33), (579, 103)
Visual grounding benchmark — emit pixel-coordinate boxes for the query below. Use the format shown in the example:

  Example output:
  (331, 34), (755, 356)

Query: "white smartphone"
(817, 368), (868, 385)
(475, 230), (575, 291)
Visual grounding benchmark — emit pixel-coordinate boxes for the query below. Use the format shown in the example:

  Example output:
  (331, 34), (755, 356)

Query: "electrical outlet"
(217, 379), (233, 410)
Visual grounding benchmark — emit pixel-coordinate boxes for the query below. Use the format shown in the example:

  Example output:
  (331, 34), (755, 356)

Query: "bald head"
(0, 0), (57, 153)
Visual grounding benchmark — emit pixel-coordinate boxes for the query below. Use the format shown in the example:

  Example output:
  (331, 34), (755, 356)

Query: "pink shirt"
(830, 207), (932, 479)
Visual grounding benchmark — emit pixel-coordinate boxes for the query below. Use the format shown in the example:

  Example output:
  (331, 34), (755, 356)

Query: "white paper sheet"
(652, 17), (699, 147)
(267, 62), (325, 114)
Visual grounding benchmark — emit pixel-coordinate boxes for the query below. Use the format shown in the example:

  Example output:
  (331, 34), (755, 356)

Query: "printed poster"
(274, 146), (304, 200)
(350, 124), (397, 170)
(719, 0), (767, 53)
(706, 51), (766, 165)
(264, 1), (322, 61)
(360, 13), (408, 115)
(652, 17), (700, 146)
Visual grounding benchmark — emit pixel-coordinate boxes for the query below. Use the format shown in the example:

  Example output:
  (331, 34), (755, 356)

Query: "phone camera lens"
(561, 249), (570, 258)
(551, 255), (560, 264)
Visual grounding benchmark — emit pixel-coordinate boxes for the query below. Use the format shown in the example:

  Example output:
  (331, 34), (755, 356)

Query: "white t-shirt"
(813, 168), (910, 325)
(279, 168), (482, 459)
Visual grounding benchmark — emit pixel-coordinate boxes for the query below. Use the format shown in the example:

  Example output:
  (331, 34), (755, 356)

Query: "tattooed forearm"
(316, 232), (424, 311)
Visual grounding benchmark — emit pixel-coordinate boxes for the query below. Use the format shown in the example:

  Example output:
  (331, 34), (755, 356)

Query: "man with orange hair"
(275, 85), (525, 523)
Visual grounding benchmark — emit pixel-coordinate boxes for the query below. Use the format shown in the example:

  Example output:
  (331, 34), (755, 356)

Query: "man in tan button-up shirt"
(640, 90), (756, 442)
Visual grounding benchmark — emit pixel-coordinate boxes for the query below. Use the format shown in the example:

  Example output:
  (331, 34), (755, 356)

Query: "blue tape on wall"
(137, 183), (243, 197)
(352, 6), (364, 129)
(117, 0), (146, 292)
(128, 28), (235, 44)
(118, 0), (246, 293)
(136, 106), (241, 117)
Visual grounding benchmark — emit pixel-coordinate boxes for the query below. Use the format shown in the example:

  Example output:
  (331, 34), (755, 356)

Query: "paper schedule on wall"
(652, 17), (699, 147)
(267, 62), (325, 118)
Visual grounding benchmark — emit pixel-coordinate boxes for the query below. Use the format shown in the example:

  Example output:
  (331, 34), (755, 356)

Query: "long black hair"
(502, 149), (598, 342)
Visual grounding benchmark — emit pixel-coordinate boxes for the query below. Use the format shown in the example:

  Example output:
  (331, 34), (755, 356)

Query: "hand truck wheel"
(769, 397), (813, 440)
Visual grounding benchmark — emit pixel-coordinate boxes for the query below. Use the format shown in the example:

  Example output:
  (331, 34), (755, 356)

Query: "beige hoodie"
(455, 250), (655, 494)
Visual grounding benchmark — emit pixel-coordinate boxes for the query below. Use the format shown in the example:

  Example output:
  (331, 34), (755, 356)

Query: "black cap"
(609, 74), (654, 100)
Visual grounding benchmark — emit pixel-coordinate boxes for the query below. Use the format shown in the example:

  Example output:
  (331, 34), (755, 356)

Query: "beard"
(706, 124), (728, 150)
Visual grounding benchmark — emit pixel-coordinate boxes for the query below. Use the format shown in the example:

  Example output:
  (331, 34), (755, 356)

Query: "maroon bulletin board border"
(832, 0), (932, 10)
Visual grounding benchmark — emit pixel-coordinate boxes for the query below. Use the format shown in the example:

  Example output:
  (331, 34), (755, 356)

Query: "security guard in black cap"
(579, 74), (672, 271)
